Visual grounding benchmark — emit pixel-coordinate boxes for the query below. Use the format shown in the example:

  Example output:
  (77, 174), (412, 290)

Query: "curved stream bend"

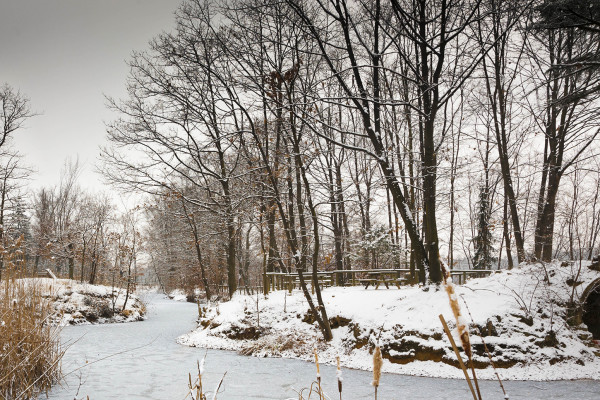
(44, 295), (600, 400)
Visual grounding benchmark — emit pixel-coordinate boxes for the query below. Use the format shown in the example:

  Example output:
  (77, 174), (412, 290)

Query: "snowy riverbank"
(178, 262), (600, 381)
(33, 278), (146, 325)
(44, 295), (600, 399)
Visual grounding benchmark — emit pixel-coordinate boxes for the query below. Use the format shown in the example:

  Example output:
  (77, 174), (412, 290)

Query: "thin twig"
(460, 295), (508, 398)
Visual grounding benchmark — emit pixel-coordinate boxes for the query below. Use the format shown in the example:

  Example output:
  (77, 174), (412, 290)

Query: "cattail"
(336, 356), (343, 399)
(314, 347), (321, 378)
(443, 262), (481, 400)
(372, 345), (383, 400)
(444, 271), (472, 359)
(314, 347), (322, 396)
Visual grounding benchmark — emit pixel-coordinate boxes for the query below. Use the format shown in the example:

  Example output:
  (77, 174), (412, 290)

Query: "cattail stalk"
(372, 345), (383, 400)
(440, 314), (477, 400)
(441, 261), (482, 400)
(461, 296), (508, 399)
(314, 347), (322, 398)
(336, 356), (343, 400)
(211, 372), (226, 400)
(188, 355), (207, 400)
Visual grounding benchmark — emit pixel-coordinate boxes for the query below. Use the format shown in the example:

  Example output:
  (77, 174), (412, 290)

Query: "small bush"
(99, 302), (114, 318)
(186, 293), (197, 303)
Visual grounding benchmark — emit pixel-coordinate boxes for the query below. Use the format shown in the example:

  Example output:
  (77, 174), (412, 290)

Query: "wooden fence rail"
(264, 268), (494, 293)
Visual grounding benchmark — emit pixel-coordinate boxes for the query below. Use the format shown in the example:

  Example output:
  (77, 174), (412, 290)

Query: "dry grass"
(0, 238), (63, 400)
(238, 335), (306, 356)
(187, 357), (207, 400)
(292, 349), (342, 400)
(186, 354), (227, 400)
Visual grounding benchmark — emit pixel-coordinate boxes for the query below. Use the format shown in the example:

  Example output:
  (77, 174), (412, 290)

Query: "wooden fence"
(264, 268), (494, 293)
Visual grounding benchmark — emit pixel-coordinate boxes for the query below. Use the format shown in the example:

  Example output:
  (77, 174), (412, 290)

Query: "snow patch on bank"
(168, 289), (189, 302)
(33, 278), (146, 325)
(178, 262), (600, 381)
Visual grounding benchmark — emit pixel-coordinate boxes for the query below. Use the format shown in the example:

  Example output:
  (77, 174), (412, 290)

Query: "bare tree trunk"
(67, 243), (75, 280)
(181, 198), (212, 301)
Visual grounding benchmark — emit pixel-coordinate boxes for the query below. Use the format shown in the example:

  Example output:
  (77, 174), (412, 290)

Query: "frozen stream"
(44, 295), (600, 400)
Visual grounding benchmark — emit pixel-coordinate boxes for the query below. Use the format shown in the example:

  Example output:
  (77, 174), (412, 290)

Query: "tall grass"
(0, 237), (63, 399)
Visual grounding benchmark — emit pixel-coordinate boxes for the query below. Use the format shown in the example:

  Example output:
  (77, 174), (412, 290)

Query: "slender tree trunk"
(80, 240), (87, 283)
(182, 199), (212, 301)
(477, 3), (527, 264)
(67, 243), (75, 280)
(295, 133), (333, 341)
(503, 196), (514, 269)
(539, 169), (562, 261)
(336, 163), (351, 271)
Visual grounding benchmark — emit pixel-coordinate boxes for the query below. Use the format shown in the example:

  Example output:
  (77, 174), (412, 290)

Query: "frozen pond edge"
(43, 295), (600, 400)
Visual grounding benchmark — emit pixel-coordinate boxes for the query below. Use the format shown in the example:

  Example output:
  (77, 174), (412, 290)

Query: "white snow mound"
(31, 278), (147, 325)
(178, 262), (600, 381)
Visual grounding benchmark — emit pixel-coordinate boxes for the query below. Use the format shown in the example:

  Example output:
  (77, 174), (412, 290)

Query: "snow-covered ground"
(43, 294), (600, 399)
(168, 288), (191, 302)
(178, 262), (600, 381)
(33, 278), (146, 325)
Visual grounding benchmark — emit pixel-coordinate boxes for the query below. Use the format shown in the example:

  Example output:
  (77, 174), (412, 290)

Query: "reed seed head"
(372, 345), (383, 388)
(336, 356), (343, 394)
(445, 281), (472, 359)
(314, 348), (320, 374)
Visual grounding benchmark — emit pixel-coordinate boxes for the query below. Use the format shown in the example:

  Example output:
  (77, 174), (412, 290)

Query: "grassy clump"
(0, 238), (63, 399)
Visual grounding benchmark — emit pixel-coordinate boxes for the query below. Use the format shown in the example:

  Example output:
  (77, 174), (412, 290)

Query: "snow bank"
(168, 288), (206, 302)
(168, 289), (190, 302)
(178, 262), (600, 381)
(32, 278), (146, 325)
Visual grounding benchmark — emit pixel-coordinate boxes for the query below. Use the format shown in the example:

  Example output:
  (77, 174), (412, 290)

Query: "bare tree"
(526, 7), (600, 261)
(103, 8), (246, 297)
(476, 0), (533, 263)
(0, 84), (34, 149)
(30, 160), (82, 278)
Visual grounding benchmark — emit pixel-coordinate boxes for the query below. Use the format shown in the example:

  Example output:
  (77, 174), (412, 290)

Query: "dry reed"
(461, 296), (509, 399)
(186, 354), (227, 400)
(441, 261), (482, 400)
(336, 356), (343, 400)
(0, 237), (63, 399)
(291, 348), (327, 400)
(187, 354), (207, 400)
(211, 372), (226, 400)
(313, 347), (323, 397)
(372, 345), (383, 400)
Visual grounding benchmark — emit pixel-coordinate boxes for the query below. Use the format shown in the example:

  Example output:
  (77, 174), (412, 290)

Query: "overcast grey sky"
(0, 0), (180, 196)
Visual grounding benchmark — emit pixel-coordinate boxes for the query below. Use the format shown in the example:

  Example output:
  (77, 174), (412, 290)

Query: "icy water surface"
(44, 295), (600, 400)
